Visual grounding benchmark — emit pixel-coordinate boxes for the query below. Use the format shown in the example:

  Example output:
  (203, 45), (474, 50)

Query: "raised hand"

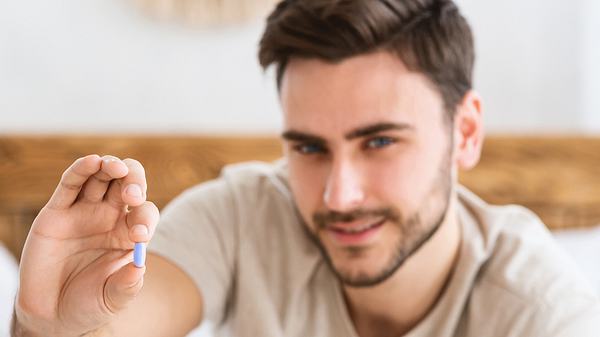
(14, 154), (159, 337)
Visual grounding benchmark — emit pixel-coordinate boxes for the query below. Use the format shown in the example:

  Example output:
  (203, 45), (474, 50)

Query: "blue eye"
(366, 137), (396, 149)
(294, 143), (326, 155)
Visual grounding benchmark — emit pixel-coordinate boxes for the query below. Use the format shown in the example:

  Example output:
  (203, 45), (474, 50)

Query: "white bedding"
(0, 245), (17, 337)
(552, 225), (600, 294)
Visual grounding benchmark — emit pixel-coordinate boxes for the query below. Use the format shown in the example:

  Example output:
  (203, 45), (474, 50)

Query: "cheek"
(371, 148), (436, 208)
(288, 159), (327, 226)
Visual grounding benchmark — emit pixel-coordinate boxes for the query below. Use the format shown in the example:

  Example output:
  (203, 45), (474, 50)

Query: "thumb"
(103, 263), (145, 314)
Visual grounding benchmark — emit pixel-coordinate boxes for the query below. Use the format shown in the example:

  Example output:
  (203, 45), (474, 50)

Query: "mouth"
(326, 218), (386, 246)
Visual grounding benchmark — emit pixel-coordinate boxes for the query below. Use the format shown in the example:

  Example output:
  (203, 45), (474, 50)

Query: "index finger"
(105, 158), (148, 208)
(47, 154), (103, 210)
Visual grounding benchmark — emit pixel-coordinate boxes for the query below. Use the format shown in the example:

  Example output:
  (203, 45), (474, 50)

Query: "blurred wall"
(458, 0), (582, 132)
(0, 0), (598, 134)
(0, 0), (281, 134)
(581, 0), (600, 132)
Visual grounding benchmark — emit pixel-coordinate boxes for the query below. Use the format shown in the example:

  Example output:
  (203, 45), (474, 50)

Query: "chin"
(328, 246), (398, 286)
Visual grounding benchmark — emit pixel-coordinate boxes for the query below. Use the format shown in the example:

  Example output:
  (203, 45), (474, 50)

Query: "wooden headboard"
(1, 135), (599, 260)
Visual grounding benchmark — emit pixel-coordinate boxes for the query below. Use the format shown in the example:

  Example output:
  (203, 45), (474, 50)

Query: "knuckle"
(123, 158), (142, 167)
(141, 202), (159, 217)
(70, 157), (84, 168)
(149, 205), (160, 221)
(145, 201), (159, 213)
(90, 171), (112, 183)
(134, 202), (159, 225)
(60, 181), (80, 191)
(123, 158), (146, 178)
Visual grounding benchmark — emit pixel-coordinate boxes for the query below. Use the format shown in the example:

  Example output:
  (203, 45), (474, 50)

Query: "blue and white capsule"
(133, 242), (146, 268)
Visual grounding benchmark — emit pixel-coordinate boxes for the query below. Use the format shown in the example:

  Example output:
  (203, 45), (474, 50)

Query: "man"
(11, 0), (600, 336)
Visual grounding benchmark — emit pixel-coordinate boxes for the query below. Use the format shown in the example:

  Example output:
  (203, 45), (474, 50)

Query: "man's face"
(280, 51), (456, 287)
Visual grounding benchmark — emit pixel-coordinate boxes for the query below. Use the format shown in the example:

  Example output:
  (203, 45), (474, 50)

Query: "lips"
(326, 218), (386, 246)
(330, 219), (385, 234)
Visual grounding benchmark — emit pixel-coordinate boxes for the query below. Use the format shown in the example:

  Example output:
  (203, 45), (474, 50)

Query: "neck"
(343, 197), (462, 337)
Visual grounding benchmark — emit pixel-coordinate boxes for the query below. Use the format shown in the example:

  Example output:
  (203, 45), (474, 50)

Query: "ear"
(453, 90), (484, 170)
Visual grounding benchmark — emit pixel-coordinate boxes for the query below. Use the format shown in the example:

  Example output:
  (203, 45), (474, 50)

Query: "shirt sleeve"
(147, 177), (238, 327)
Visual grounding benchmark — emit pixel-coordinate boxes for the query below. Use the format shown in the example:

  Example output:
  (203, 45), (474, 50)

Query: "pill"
(133, 242), (146, 268)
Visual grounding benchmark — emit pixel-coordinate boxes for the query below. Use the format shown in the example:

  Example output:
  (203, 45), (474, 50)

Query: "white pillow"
(552, 225), (600, 296)
(0, 244), (18, 337)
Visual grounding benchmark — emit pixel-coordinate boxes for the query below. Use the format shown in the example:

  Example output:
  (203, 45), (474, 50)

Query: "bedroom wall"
(0, 0), (598, 134)
(458, 0), (584, 132)
(580, 0), (600, 132)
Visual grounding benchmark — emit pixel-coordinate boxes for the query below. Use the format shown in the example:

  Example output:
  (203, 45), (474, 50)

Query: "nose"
(323, 159), (366, 212)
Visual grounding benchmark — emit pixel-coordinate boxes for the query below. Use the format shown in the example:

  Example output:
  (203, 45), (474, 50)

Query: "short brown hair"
(258, 0), (475, 118)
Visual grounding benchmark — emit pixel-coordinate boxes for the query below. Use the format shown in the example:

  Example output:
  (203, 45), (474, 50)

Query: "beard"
(307, 149), (453, 288)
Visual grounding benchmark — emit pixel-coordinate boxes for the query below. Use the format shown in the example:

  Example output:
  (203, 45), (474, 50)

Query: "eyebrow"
(344, 122), (413, 140)
(281, 122), (413, 143)
(281, 130), (326, 145)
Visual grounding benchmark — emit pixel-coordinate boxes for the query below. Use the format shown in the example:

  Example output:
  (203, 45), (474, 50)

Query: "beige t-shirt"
(149, 160), (600, 337)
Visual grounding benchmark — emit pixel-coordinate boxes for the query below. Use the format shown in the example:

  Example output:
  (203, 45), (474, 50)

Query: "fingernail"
(103, 156), (119, 164)
(126, 184), (142, 198)
(132, 224), (148, 237)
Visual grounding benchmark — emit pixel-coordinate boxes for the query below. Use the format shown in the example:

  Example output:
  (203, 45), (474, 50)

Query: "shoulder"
(219, 158), (294, 205)
(458, 187), (600, 334)
(163, 159), (293, 217)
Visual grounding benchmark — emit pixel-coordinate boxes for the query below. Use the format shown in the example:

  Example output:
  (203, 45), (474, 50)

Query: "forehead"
(280, 51), (444, 133)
